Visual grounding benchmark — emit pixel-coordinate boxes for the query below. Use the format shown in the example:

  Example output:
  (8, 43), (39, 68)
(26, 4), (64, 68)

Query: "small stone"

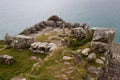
(81, 48), (91, 56)
(30, 56), (38, 61)
(61, 74), (67, 80)
(87, 66), (97, 74)
(64, 62), (70, 65)
(100, 56), (105, 61)
(88, 53), (96, 60)
(76, 49), (81, 53)
(95, 59), (104, 64)
(63, 56), (72, 60)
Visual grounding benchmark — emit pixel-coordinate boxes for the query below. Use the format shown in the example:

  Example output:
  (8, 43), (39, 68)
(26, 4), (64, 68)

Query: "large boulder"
(91, 27), (115, 53)
(8, 35), (34, 49)
(30, 42), (57, 54)
(91, 27), (115, 44)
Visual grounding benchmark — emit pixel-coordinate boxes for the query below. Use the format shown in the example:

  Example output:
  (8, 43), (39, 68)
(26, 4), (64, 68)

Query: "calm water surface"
(0, 0), (120, 43)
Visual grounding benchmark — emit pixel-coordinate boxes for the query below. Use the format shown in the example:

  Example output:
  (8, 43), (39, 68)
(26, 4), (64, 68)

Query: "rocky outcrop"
(92, 27), (115, 44)
(30, 42), (57, 54)
(91, 27), (115, 52)
(91, 27), (120, 80)
(99, 44), (120, 80)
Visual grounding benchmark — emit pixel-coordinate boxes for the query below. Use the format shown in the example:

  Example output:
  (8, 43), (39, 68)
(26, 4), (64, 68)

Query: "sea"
(0, 0), (120, 43)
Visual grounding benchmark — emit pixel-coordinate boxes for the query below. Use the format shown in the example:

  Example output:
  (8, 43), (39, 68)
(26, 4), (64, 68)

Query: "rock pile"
(30, 42), (57, 54)
(0, 55), (15, 64)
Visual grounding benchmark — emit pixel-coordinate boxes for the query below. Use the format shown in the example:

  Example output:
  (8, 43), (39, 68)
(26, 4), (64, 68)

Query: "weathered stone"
(91, 27), (115, 44)
(0, 55), (15, 64)
(100, 56), (105, 61)
(30, 42), (57, 54)
(64, 61), (70, 65)
(73, 23), (80, 28)
(56, 21), (63, 27)
(88, 53), (96, 60)
(99, 44), (120, 80)
(12, 35), (34, 49)
(91, 42), (110, 52)
(76, 49), (81, 53)
(87, 66), (98, 74)
(71, 27), (87, 38)
(64, 22), (72, 28)
(87, 66), (103, 76)
(43, 21), (55, 26)
(82, 23), (89, 30)
(81, 48), (91, 56)
(47, 43), (57, 51)
(95, 58), (104, 64)
(63, 56), (72, 60)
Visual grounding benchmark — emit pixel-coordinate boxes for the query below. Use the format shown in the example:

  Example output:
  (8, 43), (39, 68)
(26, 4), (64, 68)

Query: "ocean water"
(0, 0), (120, 43)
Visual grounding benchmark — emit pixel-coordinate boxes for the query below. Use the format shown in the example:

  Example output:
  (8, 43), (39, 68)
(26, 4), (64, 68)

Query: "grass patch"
(35, 34), (48, 42)
(0, 46), (47, 80)
(0, 40), (5, 49)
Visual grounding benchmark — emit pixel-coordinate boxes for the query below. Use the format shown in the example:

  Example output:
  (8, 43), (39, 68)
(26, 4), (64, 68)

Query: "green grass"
(0, 40), (5, 49)
(0, 40), (47, 80)
(35, 34), (48, 42)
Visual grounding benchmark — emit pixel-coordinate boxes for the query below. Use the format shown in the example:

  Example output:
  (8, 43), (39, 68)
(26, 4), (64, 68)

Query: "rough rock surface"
(95, 58), (104, 64)
(91, 27), (115, 53)
(92, 27), (115, 44)
(88, 53), (96, 60)
(81, 48), (91, 56)
(6, 35), (34, 49)
(0, 55), (15, 64)
(91, 27), (120, 80)
(99, 44), (120, 80)
(71, 27), (88, 38)
(63, 56), (72, 60)
(30, 42), (57, 54)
